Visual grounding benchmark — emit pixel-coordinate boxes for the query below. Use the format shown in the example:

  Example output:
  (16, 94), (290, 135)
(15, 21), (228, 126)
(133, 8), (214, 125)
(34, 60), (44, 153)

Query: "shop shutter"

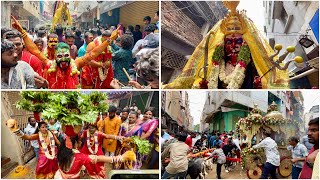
(120, 1), (159, 30)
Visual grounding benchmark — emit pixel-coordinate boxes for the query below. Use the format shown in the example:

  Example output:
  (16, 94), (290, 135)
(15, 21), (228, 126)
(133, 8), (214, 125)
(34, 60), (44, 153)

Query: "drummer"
(251, 131), (280, 179)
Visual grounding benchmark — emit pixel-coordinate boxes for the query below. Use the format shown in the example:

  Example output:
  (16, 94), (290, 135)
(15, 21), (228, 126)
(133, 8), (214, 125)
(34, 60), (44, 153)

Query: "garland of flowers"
(98, 67), (108, 82)
(207, 44), (251, 89)
(70, 60), (80, 76)
(208, 64), (220, 89)
(47, 61), (57, 73)
(240, 147), (263, 168)
(224, 63), (246, 89)
(39, 131), (55, 159)
(87, 131), (99, 155)
(47, 59), (80, 77)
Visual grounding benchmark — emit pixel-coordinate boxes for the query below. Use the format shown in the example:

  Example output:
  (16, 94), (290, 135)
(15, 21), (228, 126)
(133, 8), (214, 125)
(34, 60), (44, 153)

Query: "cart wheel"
(278, 157), (292, 177)
(247, 166), (262, 179)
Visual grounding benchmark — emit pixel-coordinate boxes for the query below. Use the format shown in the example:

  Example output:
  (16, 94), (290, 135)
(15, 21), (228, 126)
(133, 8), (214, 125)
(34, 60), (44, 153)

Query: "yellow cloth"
(51, 2), (72, 31)
(102, 116), (121, 153)
(164, 14), (289, 89)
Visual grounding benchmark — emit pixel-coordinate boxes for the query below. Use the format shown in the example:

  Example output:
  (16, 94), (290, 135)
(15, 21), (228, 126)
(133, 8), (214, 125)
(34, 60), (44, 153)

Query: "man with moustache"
(299, 118), (319, 179)
(24, 117), (39, 159)
(121, 108), (130, 123)
(1, 39), (36, 89)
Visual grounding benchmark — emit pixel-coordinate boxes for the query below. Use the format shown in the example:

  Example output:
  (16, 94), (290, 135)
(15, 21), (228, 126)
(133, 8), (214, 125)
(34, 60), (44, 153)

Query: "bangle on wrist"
(14, 129), (24, 137)
(21, 31), (27, 38)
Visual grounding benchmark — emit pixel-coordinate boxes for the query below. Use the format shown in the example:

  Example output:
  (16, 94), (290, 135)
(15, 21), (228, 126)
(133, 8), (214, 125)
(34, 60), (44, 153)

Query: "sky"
(302, 91), (320, 114)
(237, 0), (265, 34)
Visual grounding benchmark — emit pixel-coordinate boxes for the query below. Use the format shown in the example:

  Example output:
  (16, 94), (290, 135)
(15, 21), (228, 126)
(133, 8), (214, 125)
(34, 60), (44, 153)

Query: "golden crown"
(221, 1), (247, 35)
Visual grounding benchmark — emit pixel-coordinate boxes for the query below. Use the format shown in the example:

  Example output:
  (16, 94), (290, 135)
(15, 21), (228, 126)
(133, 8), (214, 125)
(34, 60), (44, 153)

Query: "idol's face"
(224, 34), (244, 55)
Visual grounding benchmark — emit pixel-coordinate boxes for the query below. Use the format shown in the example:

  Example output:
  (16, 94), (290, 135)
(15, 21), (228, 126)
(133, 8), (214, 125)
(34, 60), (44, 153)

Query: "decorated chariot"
(236, 102), (299, 178)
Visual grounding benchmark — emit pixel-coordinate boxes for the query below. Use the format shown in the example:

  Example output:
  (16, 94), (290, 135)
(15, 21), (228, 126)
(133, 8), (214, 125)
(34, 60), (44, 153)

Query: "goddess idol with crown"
(164, 1), (303, 89)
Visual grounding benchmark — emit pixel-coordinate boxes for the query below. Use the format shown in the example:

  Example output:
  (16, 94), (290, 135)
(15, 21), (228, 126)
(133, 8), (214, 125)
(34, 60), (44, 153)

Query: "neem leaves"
(16, 91), (108, 126)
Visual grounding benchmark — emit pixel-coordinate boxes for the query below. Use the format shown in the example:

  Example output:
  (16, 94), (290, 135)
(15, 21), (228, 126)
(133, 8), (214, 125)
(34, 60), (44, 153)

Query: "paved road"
(186, 162), (291, 179)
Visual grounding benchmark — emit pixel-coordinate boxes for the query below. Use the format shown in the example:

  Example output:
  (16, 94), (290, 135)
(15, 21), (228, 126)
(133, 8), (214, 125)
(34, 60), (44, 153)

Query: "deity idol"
(164, 1), (301, 89)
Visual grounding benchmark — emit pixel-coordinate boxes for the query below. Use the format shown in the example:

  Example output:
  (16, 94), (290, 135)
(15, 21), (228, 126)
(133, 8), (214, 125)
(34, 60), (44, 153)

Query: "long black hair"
(57, 135), (78, 172)
(34, 121), (47, 134)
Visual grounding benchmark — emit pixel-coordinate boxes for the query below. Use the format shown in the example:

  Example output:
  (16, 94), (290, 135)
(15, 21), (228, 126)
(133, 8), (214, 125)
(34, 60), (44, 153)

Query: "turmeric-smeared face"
(48, 37), (58, 48)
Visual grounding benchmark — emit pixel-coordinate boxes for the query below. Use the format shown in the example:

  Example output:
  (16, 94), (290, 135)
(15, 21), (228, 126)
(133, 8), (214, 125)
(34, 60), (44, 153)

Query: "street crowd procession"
(2, 91), (159, 179)
(1, 1), (159, 90)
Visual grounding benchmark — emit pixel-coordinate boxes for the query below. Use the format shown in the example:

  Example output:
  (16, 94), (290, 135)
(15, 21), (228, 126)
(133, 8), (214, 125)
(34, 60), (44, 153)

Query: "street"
(186, 162), (291, 179)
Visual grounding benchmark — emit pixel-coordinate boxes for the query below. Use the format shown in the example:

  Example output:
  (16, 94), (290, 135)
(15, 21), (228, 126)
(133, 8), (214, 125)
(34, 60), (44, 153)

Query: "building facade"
(161, 1), (227, 84)
(200, 91), (269, 133)
(263, 1), (319, 88)
(75, 1), (158, 30)
(2, 1), (41, 30)
(161, 91), (193, 133)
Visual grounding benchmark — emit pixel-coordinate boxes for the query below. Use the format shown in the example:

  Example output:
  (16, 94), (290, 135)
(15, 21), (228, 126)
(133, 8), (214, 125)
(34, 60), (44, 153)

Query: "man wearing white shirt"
(24, 117), (39, 159)
(252, 131), (280, 179)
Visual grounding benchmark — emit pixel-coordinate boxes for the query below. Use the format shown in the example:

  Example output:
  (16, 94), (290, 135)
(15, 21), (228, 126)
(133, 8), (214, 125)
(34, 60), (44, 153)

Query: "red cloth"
(79, 131), (104, 156)
(21, 50), (44, 76)
(185, 136), (192, 148)
(35, 147), (59, 177)
(79, 131), (105, 179)
(44, 63), (79, 89)
(64, 125), (79, 137)
(81, 38), (114, 89)
(299, 146), (315, 179)
(59, 153), (102, 179)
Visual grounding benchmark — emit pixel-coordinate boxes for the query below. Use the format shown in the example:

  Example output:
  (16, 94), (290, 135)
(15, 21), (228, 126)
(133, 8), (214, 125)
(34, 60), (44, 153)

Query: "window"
(280, 6), (288, 25)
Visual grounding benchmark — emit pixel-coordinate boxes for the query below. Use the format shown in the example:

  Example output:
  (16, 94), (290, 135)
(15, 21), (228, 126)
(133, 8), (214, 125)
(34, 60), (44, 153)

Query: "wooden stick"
(122, 68), (131, 81)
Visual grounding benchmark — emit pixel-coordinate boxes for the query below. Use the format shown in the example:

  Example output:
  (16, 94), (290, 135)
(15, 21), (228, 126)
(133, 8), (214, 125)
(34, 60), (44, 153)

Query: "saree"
(35, 147), (59, 179)
(79, 130), (105, 179)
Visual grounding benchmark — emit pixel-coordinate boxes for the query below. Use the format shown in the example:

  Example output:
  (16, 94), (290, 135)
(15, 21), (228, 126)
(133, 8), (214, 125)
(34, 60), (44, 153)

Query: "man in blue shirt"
(287, 136), (308, 179)
(77, 32), (94, 57)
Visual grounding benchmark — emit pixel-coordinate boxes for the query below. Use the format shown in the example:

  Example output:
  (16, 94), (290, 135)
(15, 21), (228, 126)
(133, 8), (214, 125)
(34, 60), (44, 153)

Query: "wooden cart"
(236, 102), (299, 179)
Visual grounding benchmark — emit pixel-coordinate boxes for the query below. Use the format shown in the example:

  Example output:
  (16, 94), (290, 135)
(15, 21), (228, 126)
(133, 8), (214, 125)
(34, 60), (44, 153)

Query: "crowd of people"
(8, 105), (159, 179)
(1, 12), (159, 89)
(160, 117), (319, 179)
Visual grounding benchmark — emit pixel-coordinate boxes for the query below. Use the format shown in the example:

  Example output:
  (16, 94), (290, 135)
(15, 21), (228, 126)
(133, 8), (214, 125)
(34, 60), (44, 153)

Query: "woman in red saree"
(79, 123), (124, 178)
(55, 135), (135, 179)
(9, 121), (60, 179)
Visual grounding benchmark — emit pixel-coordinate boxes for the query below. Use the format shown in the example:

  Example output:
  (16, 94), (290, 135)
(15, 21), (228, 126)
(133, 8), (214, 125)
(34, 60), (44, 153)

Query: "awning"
(204, 109), (220, 123)
(100, 1), (127, 14)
